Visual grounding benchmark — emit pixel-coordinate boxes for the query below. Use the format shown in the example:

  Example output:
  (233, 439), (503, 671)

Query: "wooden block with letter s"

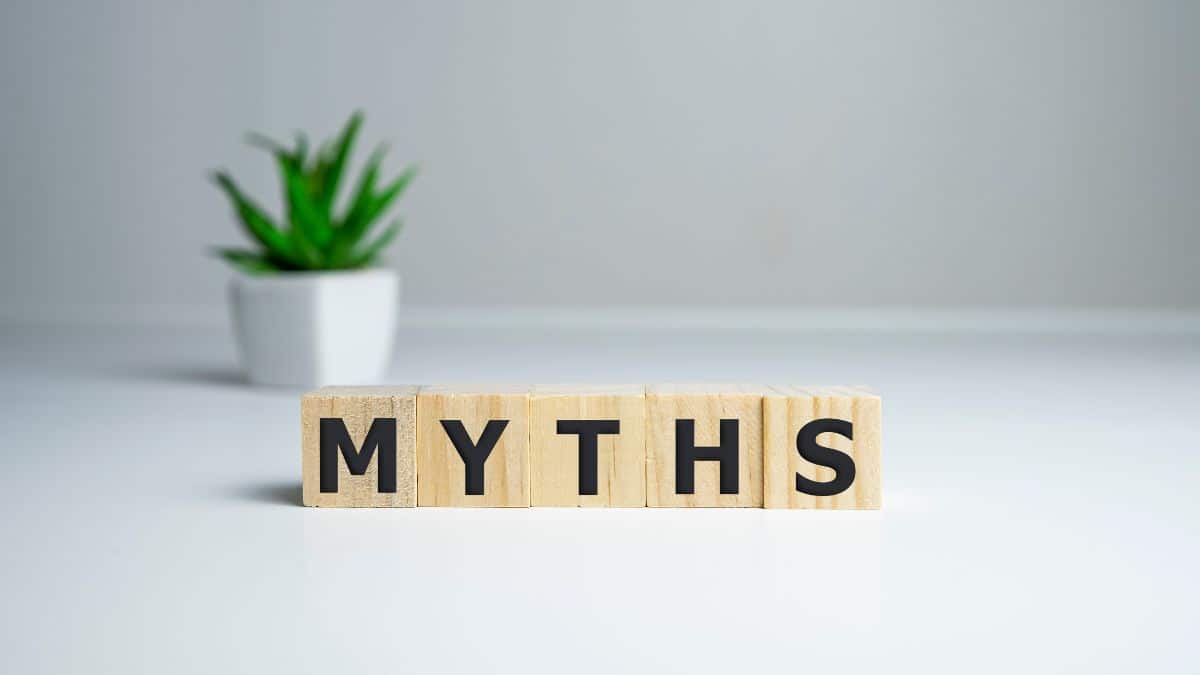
(416, 384), (531, 507)
(529, 384), (647, 507)
(301, 386), (418, 507)
(645, 384), (764, 507)
(762, 385), (881, 509)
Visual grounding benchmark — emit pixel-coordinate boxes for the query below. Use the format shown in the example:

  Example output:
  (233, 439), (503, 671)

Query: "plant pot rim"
(232, 267), (397, 285)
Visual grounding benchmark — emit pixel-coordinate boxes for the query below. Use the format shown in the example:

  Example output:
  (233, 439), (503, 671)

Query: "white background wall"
(3, 0), (1198, 320)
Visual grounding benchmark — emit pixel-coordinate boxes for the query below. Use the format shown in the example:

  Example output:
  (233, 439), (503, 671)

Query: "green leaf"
(278, 156), (333, 253)
(347, 219), (402, 267)
(254, 148), (322, 269)
(211, 171), (300, 265)
(355, 164), (417, 239)
(316, 139), (335, 163)
(338, 144), (387, 230)
(308, 138), (336, 196)
(318, 111), (363, 213)
(294, 132), (309, 170)
(245, 132), (288, 156)
(330, 147), (391, 265)
(213, 248), (282, 275)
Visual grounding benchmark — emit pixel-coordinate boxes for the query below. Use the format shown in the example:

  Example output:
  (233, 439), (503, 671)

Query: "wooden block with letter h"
(763, 385), (881, 509)
(301, 386), (418, 507)
(645, 384), (764, 507)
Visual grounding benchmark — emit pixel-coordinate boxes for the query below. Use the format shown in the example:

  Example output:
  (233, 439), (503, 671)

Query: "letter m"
(319, 418), (397, 493)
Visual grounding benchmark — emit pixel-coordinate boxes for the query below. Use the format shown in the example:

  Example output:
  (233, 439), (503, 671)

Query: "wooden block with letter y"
(416, 385), (531, 507)
(301, 386), (418, 507)
(530, 384), (646, 507)
(763, 386), (881, 509)
(645, 384), (764, 507)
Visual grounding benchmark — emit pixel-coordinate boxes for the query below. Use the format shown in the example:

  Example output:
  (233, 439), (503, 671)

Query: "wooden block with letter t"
(301, 386), (418, 507)
(763, 386), (881, 509)
(530, 385), (646, 507)
(645, 384), (764, 507)
(416, 385), (531, 507)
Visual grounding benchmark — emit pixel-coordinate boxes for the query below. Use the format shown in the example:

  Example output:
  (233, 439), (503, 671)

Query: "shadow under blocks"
(300, 384), (881, 509)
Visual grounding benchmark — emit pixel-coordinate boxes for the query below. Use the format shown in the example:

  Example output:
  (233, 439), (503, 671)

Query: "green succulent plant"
(211, 111), (416, 273)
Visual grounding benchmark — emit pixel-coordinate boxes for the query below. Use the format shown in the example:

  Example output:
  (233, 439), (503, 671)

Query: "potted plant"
(212, 111), (416, 387)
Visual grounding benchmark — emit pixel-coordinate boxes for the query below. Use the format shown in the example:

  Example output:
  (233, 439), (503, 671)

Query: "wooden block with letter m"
(301, 386), (418, 507)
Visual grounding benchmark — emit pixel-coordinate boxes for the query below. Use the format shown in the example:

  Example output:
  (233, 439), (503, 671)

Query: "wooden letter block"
(763, 386), (881, 509)
(416, 385), (530, 507)
(646, 384), (764, 507)
(301, 386), (417, 507)
(530, 385), (647, 507)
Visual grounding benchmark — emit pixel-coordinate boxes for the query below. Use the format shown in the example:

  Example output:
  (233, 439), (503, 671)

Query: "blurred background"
(2, 0), (1197, 323)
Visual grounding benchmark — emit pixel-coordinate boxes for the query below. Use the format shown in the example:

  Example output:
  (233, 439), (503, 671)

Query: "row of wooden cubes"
(301, 384), (881, 508)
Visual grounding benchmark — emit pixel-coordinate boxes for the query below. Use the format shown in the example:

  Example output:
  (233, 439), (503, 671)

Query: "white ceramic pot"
(229, 269), (399, 387)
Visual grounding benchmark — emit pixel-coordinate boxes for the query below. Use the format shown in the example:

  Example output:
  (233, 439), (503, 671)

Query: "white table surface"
(1, 319), (1197, 673)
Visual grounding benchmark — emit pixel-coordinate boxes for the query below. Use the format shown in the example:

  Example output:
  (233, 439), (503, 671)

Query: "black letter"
(675, 419), (739, 494)
(556, 420), (621, 495)
(320, 418), (396, 493)
(441, 420), (509, 495)
(795, 418), (856, 496)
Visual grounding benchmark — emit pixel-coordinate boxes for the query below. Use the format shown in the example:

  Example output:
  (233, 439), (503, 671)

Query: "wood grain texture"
(763, 385), (881, 509)
(530, 385), (646, 507)
(645, 384), (764, 507)
(416, 385), (531, 507)
(301, 386), (417, 507)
